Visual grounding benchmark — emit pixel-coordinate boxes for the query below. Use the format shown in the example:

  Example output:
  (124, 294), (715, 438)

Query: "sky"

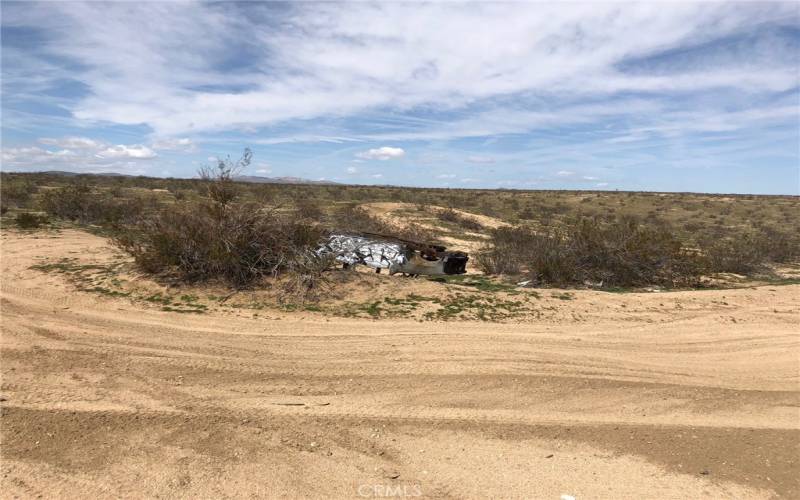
(1, 1), (799, 194)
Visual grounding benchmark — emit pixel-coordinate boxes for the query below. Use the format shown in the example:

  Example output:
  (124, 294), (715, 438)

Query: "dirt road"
(2, 230), (798, 498)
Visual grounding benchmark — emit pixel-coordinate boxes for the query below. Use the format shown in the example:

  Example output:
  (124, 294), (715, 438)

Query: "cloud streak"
(1, 2), (798, 193)
(3, 2), (797, 137)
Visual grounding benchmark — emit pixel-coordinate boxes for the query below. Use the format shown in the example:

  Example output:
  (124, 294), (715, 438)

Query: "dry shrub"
(478, 217), (706, 288)
(15, 212), (49, 229)
(1, 178), (37, 208)
(335, 204), (390, 233)
(334, 204), (435, 243)
(198, 149), (251, 211)
(115, 202), (324, 288)
(295, 198), (324, 220)
(437, 208), (484, 231)
(703, 225), (800, 274)
(474, 227), (533, 275)
(279, 251), (336, 302)
(40, 184), (150, 226)
(114, 150), (329, 293)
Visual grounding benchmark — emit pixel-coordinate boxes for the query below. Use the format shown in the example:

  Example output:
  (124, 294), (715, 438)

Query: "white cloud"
(467, 155), (495, 164)
(48, 149), (77, 157)
(39, 136), (103, 149)
(436, 173), (456, 179)
(1, 142), (156, 173)
(582, 175), (599, 181)
(371, 173), (383, 179)
(596, 182), (609, 187)
(151, 137), (196, 152)
(2, 147), (47, 164)
(96, 144), (157, 160)
(556, 170), (574, 176)
(8, 2), (793, 137)
(2, 2), (798, 192)
(355, 146), (405, 161)
(346, 166), (358, 174)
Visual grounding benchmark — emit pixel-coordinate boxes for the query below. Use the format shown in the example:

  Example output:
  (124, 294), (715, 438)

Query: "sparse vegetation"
(702, 225), (800, 274)
(4, 167), (799, 296)
(14, 212), (49, 229)
(113, 151), (327, 293)
(478, 216), (800, 288)
(437, 208), (484, 232)
(1, 177), (37, 210)
(477, 217), (708, 288)
(40, 183), (153, 226)
(334, 291), (535, 321)
(334, 203), (435, 243)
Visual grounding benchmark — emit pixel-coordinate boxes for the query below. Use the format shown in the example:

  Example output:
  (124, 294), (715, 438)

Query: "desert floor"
(2, 229), (798, 499)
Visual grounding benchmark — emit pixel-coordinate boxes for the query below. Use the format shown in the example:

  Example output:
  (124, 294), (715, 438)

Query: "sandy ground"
(359, 202), (507, 255)
(360, 202), (510, 230)
(1, 229), (799, 499)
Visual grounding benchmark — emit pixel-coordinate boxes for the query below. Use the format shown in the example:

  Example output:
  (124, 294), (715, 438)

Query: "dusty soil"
(359, 202), (506, 255)
(360, 202), (510, 230)
(1, 229), (799, 499)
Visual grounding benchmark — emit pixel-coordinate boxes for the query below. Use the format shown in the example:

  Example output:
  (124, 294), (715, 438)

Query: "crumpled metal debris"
(319, 233), (408, 270)
(317, 233), (468, 276)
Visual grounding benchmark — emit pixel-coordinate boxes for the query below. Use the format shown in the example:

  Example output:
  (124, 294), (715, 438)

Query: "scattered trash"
(561, 495), (576, 500)
(545, 454), (554, 458)
(516, 279), (532, 287)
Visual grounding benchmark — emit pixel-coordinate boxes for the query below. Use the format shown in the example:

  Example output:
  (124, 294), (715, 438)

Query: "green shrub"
(478, 217), (706, 288)
(1, 178), (37, 208)
(40, 184), (151, 225)
(703, 225), (800, 274)
(15, 212), (49, 229)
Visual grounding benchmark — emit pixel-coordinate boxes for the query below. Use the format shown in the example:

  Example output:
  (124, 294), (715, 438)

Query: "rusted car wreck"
(317, 233), (468, 276)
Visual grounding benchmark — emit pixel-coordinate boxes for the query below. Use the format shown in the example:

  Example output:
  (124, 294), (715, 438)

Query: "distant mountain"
(29, 170), (133, 177)
(7, 171), (340, 184)
(235, 175), (340, 185)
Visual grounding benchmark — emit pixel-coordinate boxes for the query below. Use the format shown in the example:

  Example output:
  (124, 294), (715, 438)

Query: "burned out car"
(317, 233), (468, 276)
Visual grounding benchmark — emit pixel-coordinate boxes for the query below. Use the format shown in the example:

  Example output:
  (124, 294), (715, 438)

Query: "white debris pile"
(317, 233), (408, 270)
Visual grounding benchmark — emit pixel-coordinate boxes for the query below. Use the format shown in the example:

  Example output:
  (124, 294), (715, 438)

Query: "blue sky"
(1, 1), (798, 194)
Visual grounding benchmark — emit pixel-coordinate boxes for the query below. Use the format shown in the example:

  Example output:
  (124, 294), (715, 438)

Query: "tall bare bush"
(115, 150), (327, 291)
